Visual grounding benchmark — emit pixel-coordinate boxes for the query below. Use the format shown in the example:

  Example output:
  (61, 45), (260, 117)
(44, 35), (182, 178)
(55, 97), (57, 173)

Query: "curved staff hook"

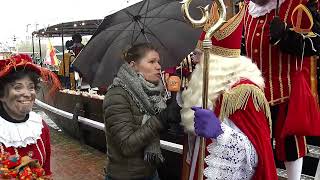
(181, 1), (227, 180)
(180, 0), (210, 28)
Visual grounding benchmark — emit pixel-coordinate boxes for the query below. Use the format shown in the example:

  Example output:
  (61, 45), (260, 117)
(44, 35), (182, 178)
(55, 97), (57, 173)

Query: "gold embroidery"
(284, 0), (294, 21)
(287, 55), (292, 95)
(268, 96), (290, 105)
(219, 84), (272, 134)
(246, 17), (254, 57)
(213, 6), (246, 41)
(310, 56), (318, 102)
(35, 143), (43, 166)
(279, 52), (284, 102)
(40, 138), (47, 161)
(196, 43), (241, 57)
(294, 136), (300, 157)
(244, 5), (249, 37)
(250, 19), (259, 59)
(211, 46), (240, 57)
(304, 137), (307, 156)
(244, 5), (252, 39)
(269, 44), (274, 105)
(260, 14), (268, 70)
(296, 7), (303, 29)
(291, 4), (314, 35)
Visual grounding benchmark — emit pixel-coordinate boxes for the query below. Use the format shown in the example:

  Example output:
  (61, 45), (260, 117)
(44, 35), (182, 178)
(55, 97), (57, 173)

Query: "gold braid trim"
(196, 41), (240, 57)
(219, 84), (272, 135)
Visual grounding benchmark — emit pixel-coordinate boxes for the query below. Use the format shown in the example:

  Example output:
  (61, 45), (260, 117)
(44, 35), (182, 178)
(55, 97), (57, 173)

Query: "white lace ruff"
(248, 0), (286, 18)
(0, 111), (43, 148)
(204, 121), (258, 180)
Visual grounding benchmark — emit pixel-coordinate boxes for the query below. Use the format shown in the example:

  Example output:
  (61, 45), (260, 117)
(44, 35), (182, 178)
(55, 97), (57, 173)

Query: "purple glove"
(192, 106), (223, 139)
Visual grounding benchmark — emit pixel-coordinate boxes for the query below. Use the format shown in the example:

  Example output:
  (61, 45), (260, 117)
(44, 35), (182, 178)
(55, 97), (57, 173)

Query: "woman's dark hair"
(122, 43), (158, 63)
(0, 68), (41, 98)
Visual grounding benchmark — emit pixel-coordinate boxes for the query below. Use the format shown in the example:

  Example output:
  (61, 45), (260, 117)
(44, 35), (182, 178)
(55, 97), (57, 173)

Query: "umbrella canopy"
(73, 0), (210, 87)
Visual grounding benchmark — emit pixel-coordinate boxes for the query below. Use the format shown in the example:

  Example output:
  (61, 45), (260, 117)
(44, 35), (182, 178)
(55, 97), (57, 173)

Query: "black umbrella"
(73, 0), (210, 87)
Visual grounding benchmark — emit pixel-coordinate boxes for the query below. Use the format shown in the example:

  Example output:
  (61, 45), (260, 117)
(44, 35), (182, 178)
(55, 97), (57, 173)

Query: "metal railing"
(35, 99), (183, 154)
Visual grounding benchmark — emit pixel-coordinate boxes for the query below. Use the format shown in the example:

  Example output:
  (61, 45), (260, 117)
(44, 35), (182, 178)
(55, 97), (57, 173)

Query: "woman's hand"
(158, 98), (182, 128)
(192, 107), (223, 139)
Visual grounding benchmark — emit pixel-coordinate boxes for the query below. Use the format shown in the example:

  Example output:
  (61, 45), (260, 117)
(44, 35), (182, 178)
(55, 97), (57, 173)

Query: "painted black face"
(251, 0), (269, 6)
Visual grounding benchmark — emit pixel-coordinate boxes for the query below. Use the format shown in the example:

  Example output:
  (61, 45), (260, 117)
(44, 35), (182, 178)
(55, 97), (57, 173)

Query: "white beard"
(180, 54), (265, 133)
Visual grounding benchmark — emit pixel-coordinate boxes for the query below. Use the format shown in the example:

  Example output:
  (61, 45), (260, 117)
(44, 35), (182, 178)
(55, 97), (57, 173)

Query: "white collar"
(248, 0), (286, 18)
(0, 111), (43, 148)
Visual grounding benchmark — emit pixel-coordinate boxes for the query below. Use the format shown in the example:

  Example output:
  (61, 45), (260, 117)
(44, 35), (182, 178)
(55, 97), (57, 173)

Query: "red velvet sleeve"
(41, 121), (52, 176)
(228, 97), (277, 180)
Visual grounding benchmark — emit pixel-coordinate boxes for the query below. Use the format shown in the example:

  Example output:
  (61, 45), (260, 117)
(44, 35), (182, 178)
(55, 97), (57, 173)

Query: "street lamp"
(26, 24), (31, 40)
(35, 23), (39, 31)
(26, 24), (31, 32)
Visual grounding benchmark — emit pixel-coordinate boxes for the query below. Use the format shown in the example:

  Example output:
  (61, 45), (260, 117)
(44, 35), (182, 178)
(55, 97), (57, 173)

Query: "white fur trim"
(181, 55), (264, 133)
(248, 0), (286, 18)
(0, 111), (43, 147)
(204, 118), (258, 179)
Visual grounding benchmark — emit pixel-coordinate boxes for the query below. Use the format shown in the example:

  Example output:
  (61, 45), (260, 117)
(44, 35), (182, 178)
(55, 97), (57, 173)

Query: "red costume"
(0, 54), (60, 178)
(0, 114), (52, 176)
(244, 0), (320, 161)
(181, 3), (277, 179)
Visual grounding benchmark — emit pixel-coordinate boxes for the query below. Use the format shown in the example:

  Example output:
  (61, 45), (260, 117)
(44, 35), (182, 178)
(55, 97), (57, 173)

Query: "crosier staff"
(181, 0), (227, 179)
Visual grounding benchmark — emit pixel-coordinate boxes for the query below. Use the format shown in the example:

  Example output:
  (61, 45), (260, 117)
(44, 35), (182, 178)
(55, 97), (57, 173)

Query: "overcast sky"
(0, 0), (142, 43)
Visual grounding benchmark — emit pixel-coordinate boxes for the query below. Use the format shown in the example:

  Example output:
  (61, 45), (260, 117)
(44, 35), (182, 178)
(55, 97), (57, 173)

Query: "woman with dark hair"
(103, 43), (181, 180)
(0, 54), (60, 179)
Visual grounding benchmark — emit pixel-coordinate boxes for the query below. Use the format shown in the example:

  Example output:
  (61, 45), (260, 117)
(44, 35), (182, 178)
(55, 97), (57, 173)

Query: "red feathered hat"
(0, 54), (61, 96)
(196, 3), (246, 57)
(0, 54), (42, 78)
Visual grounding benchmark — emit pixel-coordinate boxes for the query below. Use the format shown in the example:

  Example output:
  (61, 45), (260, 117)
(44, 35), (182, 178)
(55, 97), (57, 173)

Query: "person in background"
(71, 33), (84, 57)
(58, 40), (74, 89)
(0, 54), (60, 179)
(70, 33), (86, 90)
(244, 0), (320, 179)
(103, 43), (181, 180)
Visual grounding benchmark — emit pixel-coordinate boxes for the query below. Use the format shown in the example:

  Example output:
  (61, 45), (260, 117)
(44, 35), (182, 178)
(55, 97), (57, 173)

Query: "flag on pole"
(45, 40), (59, 66)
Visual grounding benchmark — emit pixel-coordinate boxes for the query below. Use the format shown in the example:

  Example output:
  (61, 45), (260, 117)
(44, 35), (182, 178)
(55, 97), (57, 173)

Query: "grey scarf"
(109, 63), (166, 164)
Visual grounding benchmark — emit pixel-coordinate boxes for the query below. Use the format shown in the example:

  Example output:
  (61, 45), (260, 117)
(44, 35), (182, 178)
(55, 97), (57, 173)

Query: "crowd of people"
(0, 0), (320, 180)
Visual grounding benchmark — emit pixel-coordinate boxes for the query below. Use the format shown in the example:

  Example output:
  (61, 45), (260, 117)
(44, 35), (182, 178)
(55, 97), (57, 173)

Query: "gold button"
(259, 20), (264, 23)
(256, 33), (260, 36)
(254, 49), (258, 53)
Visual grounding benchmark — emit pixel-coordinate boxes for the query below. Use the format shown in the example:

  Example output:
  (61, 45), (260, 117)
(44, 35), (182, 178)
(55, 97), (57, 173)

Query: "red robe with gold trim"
(181, 80), (277, 180)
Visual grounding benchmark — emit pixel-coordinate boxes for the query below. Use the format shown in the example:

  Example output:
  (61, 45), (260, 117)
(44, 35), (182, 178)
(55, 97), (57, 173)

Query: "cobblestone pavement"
(50, 128), (106, 180)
